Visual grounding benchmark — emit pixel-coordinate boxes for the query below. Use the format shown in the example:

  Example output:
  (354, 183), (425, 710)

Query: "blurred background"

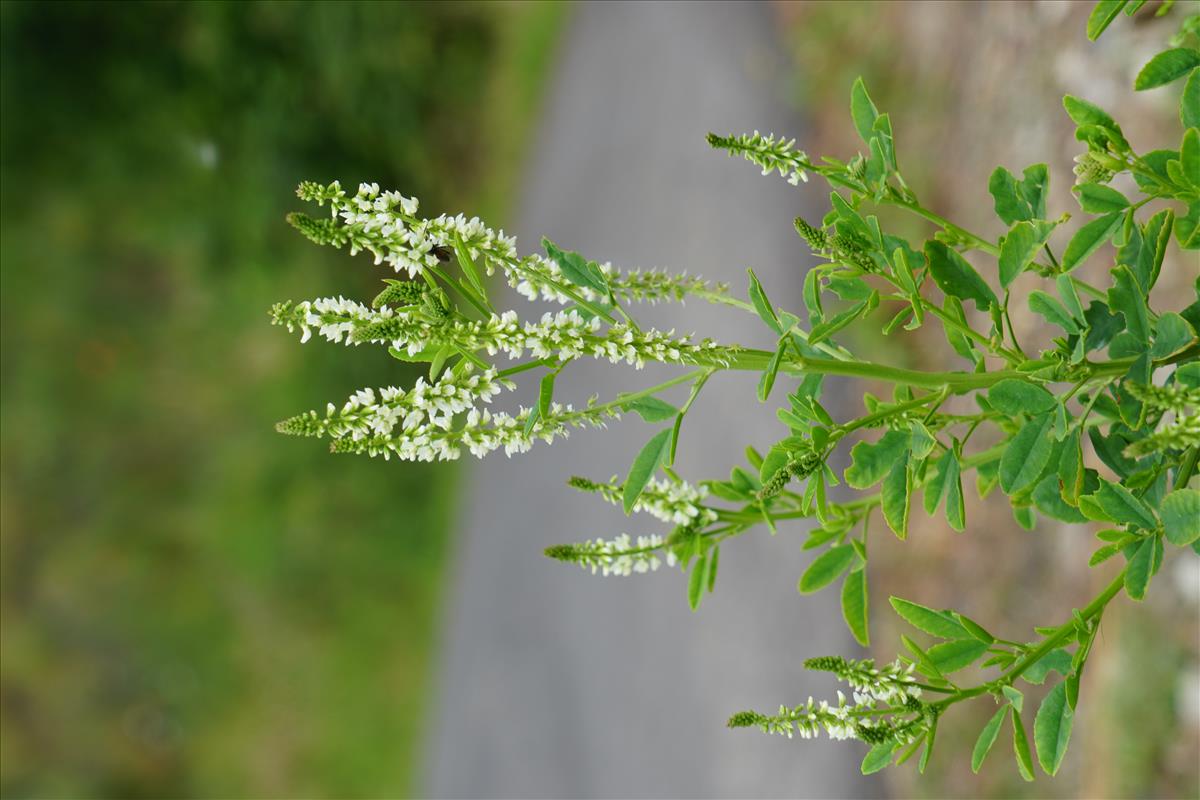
(1, 1), (1196, 798)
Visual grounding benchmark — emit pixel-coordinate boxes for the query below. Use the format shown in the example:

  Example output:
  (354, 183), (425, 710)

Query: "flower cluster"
(513, 255), (728, 307)
(275, 297), (730, 369)
(544, 533), (677, 577)
(567, 475), (718, 526)
(727, 693), (909, 742)
(276, 365), (509, 447)
(294, 180), (519, 277)
(310, 398), (621, 462)
(706, 131), (811, 185)
(803, 656), (922, 704)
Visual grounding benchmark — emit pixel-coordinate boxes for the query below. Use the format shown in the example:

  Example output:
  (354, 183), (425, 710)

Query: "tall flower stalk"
(271, 1), (1200, 782)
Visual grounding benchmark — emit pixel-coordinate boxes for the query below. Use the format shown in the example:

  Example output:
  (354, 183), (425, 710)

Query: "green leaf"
(845, 430), (910, 489)
(998, 221), (1044, 287)
(928, 638), (990, 673)
(622, 428), (672, 514)
(543, 238), (609, 294)
(1002, 686), (1025, 713)
(955, 613), (995, 644)
(799, 545), (857, 594)
(688, 553), (707, 611)
(1034, 474), (1088, 523)
(1124, 536), (1156, 601)
(1055, 277), (1085, 325)
(1074, 183), (1130, 213)
(1087, 0), (1128, 41)
(923, 448), (964, 529)
(889, 597), (969, 639)
(624, 396), (680, 423)
(1109, 265), (1152, 344)
(861, 740), (897, 775)
(1183, 128), (1200, 189)
(1182, 69), (1200, 129)
(1092, 479), (1158, 530)
(1024, 648), (1073, 685)
(1012, 710), (1036, 782)
(747, 268), (781, 334)
(989, 167), (1032, 225)
(1062, 212), (1122, 271)
(841, 567), (870, 646)
(1020, 164), (1050, 220)
(926, 240), (997, 311)
(1029, 291), (1081, 334)
(910, 421), (936, 461)
(1135, 48), (1200, 91)
(850, 76), (880, 143)
(881, 455), (912, 540)
(1063, 94), (1118, 129)
(987, 379), (1056, 416)
(1162, 488), (1200, 546)
(538, 372), (556, 419)
(1000, 412), (1056, 494)
(972, 706), (1009, 773)
(1034, 682), (1075, 776)
(758, 339), (786, 401)
(1152, 312), (1196, 358)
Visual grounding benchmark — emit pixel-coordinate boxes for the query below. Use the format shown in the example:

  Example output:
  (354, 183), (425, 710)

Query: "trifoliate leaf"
(845, 430), (910, 489)
(1000, 412), (1056, 494)
(1034, 682), (1075, 776)
(926, 240), (998, 310)
(1162, 489), (1200, 546)
(799, 544), (857, 594)
(841, 567), (870, 646)
(987, 379), (1056, 416)
(972, 706), (1008, 774)
(622, 428), (672, 514)
(889, 597), (969, 639)
(1062, 212), (1122, 271)
(1135, 48), (1200, 91)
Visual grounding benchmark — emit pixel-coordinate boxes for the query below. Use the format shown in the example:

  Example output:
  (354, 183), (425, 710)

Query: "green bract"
(272, 1), (1199, 783)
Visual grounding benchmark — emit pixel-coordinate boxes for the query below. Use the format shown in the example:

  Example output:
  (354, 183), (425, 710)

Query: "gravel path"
(426, 3), (880, 796)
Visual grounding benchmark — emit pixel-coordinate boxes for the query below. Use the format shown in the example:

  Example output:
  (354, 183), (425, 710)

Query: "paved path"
(426, 3), (879, 797)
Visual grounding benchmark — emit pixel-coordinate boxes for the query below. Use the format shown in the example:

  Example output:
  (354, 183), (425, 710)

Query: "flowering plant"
(272, 2), (1199, 780)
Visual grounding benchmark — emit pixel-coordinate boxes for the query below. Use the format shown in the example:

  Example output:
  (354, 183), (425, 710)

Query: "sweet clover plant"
(271, 2), (1199, 781)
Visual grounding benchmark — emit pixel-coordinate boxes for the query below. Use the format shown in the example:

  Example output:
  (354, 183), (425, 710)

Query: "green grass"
(0, 2), (565, 796)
